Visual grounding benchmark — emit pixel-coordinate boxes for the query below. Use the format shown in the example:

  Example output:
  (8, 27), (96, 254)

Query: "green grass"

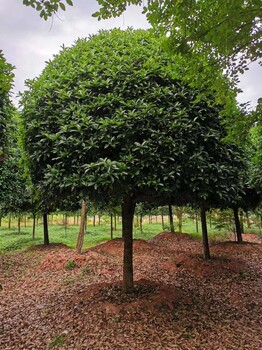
(0, 220), (164, 253)
(0, 215), (257, 253)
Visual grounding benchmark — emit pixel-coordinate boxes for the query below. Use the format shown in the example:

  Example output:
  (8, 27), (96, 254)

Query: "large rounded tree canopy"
(21, 29), (243, 207)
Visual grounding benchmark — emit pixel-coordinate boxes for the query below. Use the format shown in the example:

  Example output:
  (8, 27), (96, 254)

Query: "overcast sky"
(1, 0), (261, 109)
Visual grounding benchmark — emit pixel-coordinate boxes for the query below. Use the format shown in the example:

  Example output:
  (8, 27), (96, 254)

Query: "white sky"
(1, 0), (261, 109)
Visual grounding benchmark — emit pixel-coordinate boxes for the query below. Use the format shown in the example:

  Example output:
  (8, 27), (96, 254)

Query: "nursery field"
(0, 227), (261, 349)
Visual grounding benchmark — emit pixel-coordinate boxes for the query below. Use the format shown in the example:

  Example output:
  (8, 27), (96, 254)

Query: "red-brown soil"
(0, 232), (261, 349)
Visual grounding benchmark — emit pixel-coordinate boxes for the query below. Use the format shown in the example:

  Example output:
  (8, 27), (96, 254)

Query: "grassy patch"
(48, 335), (67, 349)
(0, 215), (235, 253)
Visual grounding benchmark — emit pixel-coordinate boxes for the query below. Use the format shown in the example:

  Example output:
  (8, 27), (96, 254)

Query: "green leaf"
(59, 2), (66, 11)
(65, 0), (73, 6)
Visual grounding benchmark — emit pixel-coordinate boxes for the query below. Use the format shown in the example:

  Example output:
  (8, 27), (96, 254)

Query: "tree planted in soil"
(21, 29), (243, 292)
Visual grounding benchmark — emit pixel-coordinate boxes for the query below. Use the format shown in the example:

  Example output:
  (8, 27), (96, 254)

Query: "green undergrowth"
(0, 217), (253, 253)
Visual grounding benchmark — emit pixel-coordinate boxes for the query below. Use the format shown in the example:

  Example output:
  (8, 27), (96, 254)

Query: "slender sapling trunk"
(200, 208), (211, 259)
(76, 199), (87, 254)
(233, 207), (243, 243)
(168, 204), (175, 233)
(43, 213), (49, 245)
(122, 198), (136, 294)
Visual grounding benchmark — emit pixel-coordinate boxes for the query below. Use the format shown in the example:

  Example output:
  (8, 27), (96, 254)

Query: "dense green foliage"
(249, 100), (262, 194)
(94, 0), (262, 75)
(0, 51), (14, 162)
(21, 29), (243, 209)
(20, 28), (248, 291)
(22, 0), (73, 20)
(0, 112), (30, 218)
(0, 158), (28, 216)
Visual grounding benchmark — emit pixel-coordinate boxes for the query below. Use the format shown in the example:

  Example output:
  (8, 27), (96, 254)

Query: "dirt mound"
(92, 238), (154, 256)
(70, 279), (180, 315)
(39, 249), (105, 271)
(149, 232), (191, 244)
(27, 243), (70, 251)
(212, 240), (261, 254)
(175, 254), (247, 277)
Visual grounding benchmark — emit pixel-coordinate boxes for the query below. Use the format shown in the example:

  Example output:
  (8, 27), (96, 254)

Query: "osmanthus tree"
(0, 51), (14, 163)
(21, 29), (244, 293)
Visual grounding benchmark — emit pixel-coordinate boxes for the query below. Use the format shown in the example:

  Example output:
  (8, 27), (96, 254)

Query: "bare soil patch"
(0, 233), (261, 349)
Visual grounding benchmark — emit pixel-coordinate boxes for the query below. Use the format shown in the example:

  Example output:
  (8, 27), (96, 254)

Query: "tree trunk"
(175, 207), (183, 233)
(122, 198), (136, 294)
(140, 213), (143, 234)
(64, 213), (68, 235)
(195, 211), (199, 233)
(161, 214), (164, 230)
(32, 214), (36, 240)
(110, 213), (113, 240)
(18, 215), (21, 234)
(168, 204), (175, 233)
(76, 199), (87, 254)
(233, 207), (243, 243)
(8, 214), (11, 229)
(200, 208), (211, 259)
(43, 213), (49, 245)
(93, 215), (96, 227)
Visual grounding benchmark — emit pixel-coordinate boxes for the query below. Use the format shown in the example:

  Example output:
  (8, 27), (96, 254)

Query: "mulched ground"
(0, 232), (261, 350)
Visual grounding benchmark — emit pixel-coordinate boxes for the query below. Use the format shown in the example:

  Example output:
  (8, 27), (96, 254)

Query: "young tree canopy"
(21, 29), (244, 292)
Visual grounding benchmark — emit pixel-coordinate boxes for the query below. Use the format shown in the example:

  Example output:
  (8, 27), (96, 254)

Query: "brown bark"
(175, 207), (183, 233)
(168, 204), (175, 233)
(43, 213), (49, 245)
(76, 199), (87, 254)
(200, 208), (211, 259)
(18, 215), (21, 234)
(161, 214), (164, 230)
(110, 213), (113, 240)
(122, 197), (136, 294)
(195, 211), (199, 233)
(233, 207), (243, 243)
(32, 214), (36, 240)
